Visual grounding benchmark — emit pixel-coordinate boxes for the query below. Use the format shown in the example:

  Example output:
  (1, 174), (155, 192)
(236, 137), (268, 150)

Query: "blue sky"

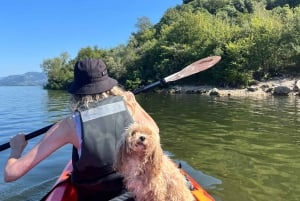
(0, 0), (182, 77)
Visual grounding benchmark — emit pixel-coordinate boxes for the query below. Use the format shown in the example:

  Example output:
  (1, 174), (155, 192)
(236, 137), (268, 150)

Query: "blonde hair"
(69, 86), (135, 113)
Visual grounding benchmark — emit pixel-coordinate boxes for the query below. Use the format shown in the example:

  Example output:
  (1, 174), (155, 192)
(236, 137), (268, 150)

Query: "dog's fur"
(114, 123), (194, 201)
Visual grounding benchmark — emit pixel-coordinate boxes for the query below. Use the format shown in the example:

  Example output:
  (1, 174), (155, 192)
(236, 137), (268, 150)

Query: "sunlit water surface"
(0, 86), (299, 201)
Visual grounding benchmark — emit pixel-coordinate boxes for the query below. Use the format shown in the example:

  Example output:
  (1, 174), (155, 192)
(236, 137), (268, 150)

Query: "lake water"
(0, 86), (299, 201)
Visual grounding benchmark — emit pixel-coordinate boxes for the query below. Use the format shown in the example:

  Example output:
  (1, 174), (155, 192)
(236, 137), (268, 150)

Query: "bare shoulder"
(43, 116), (78, 148)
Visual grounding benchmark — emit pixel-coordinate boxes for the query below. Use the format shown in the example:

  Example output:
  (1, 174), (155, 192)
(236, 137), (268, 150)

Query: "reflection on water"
(0, 86), (71, 201)
(137, 94), (300, 201)
(0, 87), (299, 201)
(45, 89), (71, 122)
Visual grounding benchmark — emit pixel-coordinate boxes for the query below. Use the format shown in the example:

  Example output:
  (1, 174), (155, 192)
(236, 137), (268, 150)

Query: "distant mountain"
(0, 72), (47, 86)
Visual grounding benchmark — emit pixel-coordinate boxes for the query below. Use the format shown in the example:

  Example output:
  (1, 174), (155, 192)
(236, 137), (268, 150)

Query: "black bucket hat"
(68, 59), (118, 95)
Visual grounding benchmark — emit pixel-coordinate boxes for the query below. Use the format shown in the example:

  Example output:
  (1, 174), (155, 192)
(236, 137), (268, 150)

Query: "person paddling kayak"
(4, 58), (159, 201)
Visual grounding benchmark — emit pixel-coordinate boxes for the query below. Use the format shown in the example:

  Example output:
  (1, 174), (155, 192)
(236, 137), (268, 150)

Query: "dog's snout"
(139, 136), (146, 141)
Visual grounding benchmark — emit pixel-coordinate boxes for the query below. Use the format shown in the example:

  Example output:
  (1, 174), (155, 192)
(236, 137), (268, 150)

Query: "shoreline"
(161, 77), (300, 97)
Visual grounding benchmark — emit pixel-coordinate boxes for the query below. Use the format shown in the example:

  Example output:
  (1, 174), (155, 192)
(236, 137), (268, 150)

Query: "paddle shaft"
(0, 56), (221, 151)
(133, 56), (221, 94)
(0, 82), (157, 151)
(132, 80), (166, 94)
(0, 125), (54, 151)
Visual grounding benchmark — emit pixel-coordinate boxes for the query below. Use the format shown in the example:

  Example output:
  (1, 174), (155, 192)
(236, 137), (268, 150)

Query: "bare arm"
(4, 116), (79, 182)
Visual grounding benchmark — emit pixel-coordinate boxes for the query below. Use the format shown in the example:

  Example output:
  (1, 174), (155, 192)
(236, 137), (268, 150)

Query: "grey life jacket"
(71, 96), (133, 192)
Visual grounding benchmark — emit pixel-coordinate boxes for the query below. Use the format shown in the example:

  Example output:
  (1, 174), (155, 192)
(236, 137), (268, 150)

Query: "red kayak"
(44, 161), (215, 201)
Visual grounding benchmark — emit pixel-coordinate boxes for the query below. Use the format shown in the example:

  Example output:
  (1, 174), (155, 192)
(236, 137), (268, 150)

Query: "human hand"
(9, 134), (28, 158)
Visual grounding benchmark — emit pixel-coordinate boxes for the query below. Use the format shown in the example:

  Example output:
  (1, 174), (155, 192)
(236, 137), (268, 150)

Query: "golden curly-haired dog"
(114, 123), (195, 201)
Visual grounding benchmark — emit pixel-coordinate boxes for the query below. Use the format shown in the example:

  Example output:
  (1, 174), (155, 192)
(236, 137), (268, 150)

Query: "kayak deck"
(45, 160), (215, 201)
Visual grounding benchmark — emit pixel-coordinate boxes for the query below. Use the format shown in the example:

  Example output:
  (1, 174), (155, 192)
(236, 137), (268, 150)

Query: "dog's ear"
(146, 142), (163, 176)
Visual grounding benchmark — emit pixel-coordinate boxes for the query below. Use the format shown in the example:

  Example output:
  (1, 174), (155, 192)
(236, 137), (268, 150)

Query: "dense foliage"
(42, 0), (300, 90)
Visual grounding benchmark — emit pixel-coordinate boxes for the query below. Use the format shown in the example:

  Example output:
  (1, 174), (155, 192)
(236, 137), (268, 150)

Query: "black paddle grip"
(0, 124), (54, 151)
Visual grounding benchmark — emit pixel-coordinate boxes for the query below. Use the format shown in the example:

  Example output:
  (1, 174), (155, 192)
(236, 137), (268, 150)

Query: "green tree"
(104, 44), (137, 84)
(76, 46), (107, 61)
(233, 0), (254, 13)
(42, 0), (300, 89)
(273, 6), (300, 74)
(266, 0), (300, 9)
(41, 52), (73, 90)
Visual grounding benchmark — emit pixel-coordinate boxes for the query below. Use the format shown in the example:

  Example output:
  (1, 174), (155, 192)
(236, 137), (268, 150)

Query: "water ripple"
(1, 89), (299, 201)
